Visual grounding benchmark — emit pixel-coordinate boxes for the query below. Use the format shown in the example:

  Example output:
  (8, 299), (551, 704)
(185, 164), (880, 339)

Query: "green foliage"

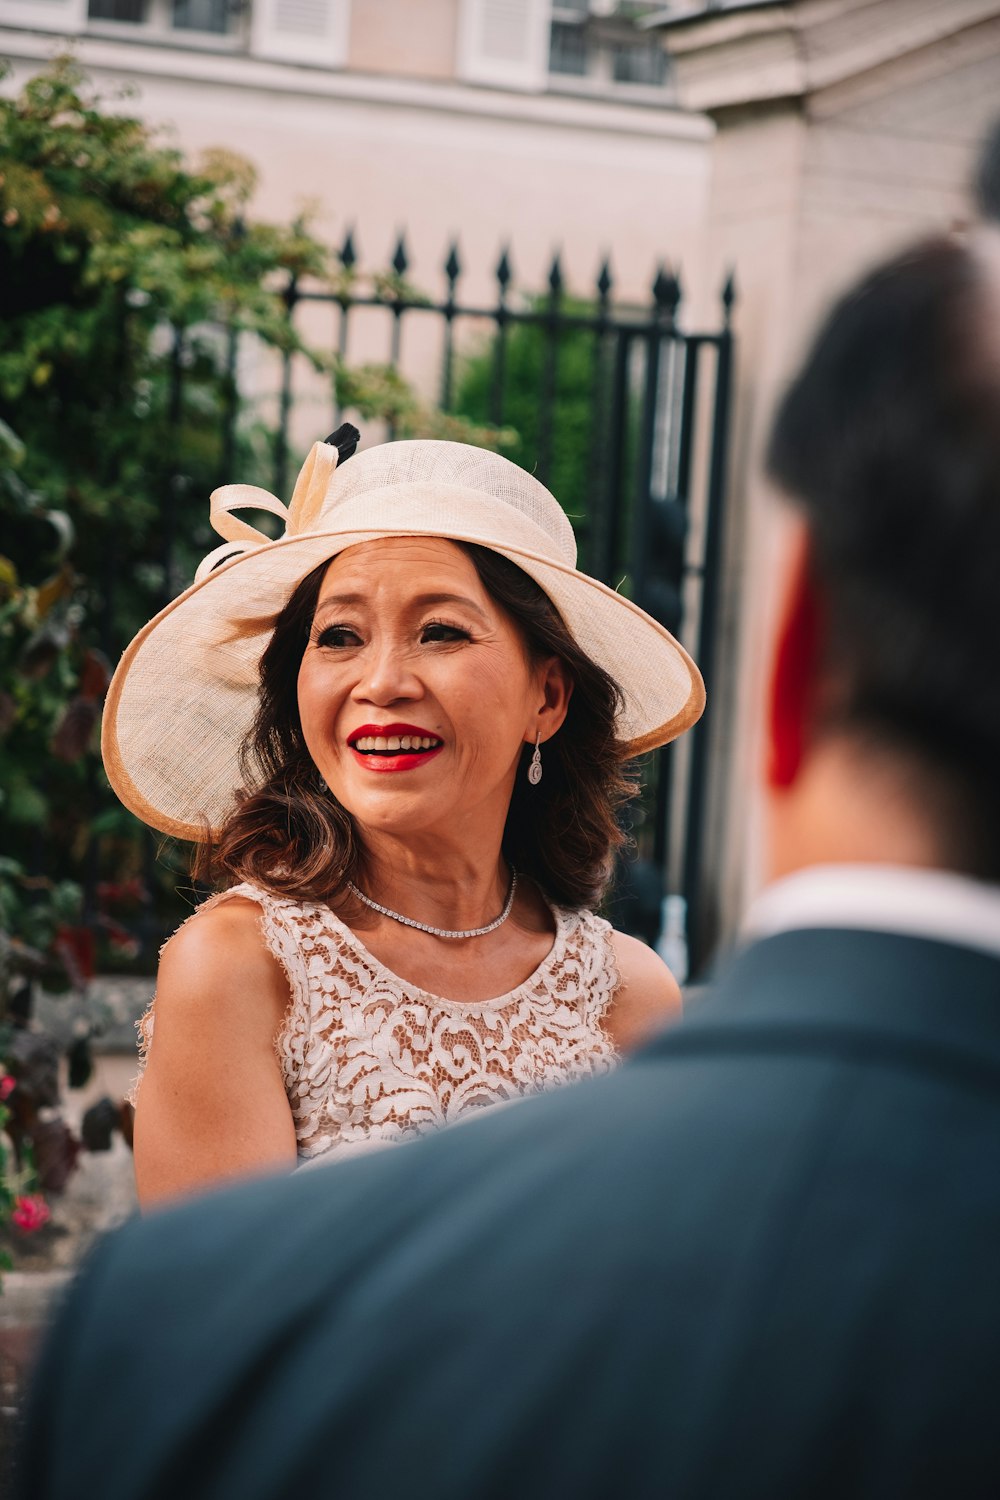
(0, 58), (340, 979)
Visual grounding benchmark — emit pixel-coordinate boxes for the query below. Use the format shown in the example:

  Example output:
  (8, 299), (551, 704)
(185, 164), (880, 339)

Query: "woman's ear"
(767, 518), (824, 790)
(532, 657), (574, 743)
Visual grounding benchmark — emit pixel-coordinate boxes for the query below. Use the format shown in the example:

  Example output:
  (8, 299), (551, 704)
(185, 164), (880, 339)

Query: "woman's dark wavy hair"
(195, 544), (635, 908)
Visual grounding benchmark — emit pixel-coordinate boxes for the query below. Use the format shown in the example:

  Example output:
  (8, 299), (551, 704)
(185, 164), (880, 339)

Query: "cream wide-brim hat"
(102, 438), (705, 842)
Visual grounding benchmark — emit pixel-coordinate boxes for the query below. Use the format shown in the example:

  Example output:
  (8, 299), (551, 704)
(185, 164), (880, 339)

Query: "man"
(19, 232), (1000, 1499)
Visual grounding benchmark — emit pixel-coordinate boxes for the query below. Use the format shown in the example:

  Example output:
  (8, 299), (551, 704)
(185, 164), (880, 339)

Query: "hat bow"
(194, 437), (346, 583)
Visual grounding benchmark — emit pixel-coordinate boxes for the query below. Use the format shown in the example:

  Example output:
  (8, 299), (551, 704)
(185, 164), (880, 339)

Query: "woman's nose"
(352, 642), (422, 705)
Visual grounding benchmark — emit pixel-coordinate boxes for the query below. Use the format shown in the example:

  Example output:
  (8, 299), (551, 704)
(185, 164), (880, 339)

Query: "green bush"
(0, 58), (340, 979)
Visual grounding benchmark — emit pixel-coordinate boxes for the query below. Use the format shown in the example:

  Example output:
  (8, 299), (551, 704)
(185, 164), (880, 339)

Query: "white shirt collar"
(743, 864), (1000, 961)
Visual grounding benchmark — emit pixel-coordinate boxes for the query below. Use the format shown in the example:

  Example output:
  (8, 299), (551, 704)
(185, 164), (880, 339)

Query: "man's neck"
(766, 734), (955, 883)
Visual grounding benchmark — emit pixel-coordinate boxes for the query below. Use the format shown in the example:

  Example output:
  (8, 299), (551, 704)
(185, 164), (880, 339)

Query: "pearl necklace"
(346, 871), (517, 940)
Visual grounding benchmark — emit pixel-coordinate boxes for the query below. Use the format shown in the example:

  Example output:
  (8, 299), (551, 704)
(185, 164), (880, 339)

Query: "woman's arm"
(605, 930), (683, 1054)
(132, 897), (298, 1209)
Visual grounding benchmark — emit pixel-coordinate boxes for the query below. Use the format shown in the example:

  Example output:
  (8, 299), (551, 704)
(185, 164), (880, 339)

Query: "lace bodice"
(133, 882), (621, 1165)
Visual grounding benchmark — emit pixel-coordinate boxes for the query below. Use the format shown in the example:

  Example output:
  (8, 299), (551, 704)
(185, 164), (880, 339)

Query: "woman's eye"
(421, 623), (470, 643)
(316, 625), (362, 649)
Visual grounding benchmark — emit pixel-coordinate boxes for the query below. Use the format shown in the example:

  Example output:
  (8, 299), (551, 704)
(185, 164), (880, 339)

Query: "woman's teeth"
(353, 735), (441, 753)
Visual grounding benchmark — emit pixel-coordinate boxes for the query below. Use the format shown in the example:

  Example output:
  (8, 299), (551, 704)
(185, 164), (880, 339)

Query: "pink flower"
(11, 1194), (51, 1234)
(0, 1075), (15, 1102)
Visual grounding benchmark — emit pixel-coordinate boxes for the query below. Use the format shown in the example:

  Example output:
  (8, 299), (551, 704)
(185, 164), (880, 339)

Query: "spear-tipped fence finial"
(444, 240), (462, 289)
(339, 226), (357, 270)
(653, 263), (681, 318)
(391, 232), (409, 278)
(721, 269), (736, 325)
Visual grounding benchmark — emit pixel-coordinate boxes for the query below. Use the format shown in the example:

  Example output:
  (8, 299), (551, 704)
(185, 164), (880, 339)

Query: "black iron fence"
(94, 232), (734, 977)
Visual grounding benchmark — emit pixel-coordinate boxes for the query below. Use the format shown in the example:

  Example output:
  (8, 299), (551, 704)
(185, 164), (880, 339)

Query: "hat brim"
(102, 512), (705, 843)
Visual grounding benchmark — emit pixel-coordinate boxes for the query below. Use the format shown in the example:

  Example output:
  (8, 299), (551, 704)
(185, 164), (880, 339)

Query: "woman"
(104, 430), (704, 1204)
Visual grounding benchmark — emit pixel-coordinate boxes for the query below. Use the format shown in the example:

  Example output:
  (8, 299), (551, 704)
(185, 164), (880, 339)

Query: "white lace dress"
(132, 882), (622, 1167)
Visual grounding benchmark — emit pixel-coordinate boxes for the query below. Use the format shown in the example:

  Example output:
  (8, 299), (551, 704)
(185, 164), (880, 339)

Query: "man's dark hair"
(766, 234), (1000, 878)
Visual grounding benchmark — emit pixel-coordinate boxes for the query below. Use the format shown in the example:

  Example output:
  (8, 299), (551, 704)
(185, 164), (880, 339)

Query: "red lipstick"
(347, 722), (444, 775)
(348, 723), (439, 742)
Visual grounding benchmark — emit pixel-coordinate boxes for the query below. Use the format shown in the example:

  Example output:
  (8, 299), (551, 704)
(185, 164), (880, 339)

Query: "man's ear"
(767, 518), (823, 790)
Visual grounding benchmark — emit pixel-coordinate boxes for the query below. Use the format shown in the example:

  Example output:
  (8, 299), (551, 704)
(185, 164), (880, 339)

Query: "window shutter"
(0, 0), (86, 31)
(457, 0), (552, 91)
(250, 0), (350, 68)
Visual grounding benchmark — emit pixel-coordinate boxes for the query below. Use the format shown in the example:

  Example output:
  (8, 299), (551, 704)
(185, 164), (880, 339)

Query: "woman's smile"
(348, 721), (445, 773)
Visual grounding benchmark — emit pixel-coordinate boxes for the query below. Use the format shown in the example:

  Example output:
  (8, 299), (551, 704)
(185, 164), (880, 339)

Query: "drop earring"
(527, 731), (543, 786)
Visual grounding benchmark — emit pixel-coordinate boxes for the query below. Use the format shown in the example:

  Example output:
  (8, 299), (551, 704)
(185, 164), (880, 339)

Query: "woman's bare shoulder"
(605, 928), (682, 1054)
(157, 894), (288, 1020)
(161, 893), (265, 956)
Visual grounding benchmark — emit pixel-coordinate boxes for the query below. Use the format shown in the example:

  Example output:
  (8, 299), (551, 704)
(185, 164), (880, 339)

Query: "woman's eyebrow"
(314, 593), (366, 614)
(314, 592), (488, 621)
(411, 592), (488, 620)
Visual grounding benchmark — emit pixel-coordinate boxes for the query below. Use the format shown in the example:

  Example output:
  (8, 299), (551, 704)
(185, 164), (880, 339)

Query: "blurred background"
(0, 0), (998, 1419)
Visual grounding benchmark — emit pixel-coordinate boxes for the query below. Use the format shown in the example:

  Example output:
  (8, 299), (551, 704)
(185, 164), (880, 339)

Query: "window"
(547, 8), (672, 91)
(87, 0), (243, 34)
(84, 0), (349, 60)
(549, 19), (588, 74)
(611, 40), (668, 86)
(173, 0), (235, 32)
(88, 0), (146, 19)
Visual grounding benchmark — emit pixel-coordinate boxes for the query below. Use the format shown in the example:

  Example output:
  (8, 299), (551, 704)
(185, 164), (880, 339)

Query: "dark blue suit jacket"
(19, 926), (1000, 1499)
